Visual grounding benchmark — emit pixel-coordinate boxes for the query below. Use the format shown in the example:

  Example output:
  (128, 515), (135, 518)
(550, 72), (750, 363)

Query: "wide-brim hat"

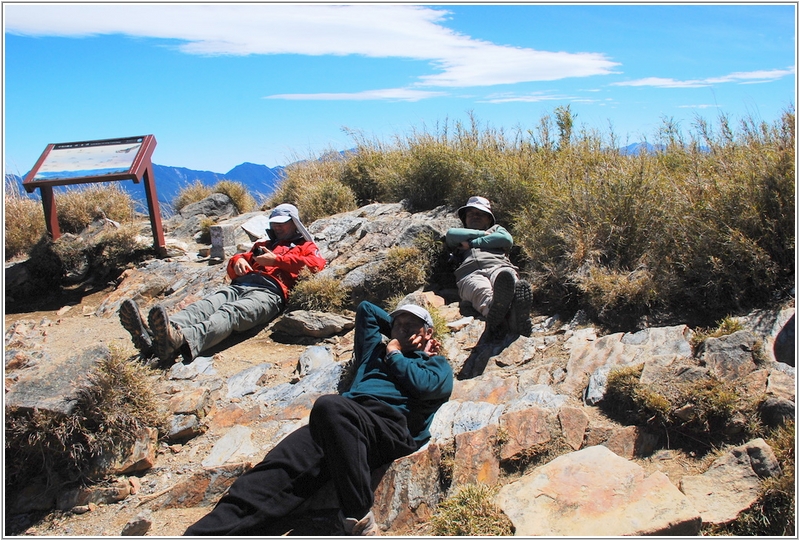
(268, 203), (313, 242)
(457, 196), (495, 227)
(389, 303), (434, 328)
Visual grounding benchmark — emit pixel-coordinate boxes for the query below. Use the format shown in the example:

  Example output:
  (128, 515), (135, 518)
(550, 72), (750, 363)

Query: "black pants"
(184, 394), (418, 536)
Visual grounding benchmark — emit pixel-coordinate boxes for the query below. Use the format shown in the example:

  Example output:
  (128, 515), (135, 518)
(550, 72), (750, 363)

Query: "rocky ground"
(6, 281), (710, 537)
(5, 200), (795, 536)
(6, 274), (312, 536)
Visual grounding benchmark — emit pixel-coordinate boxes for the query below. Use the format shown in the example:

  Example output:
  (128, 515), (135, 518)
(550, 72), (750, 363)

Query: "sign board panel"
(33, 137), (144, 180)
(21, 134), (165, 254)
(29, 136), (147, 182)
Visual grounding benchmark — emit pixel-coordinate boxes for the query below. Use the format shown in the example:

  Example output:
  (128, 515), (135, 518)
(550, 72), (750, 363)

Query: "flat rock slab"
(495, 445), (701, 536)
(6, 345), (111, 415)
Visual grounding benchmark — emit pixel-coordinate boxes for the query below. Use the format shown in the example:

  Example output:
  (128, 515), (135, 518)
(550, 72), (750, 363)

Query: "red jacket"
(226, 237), (326, 300)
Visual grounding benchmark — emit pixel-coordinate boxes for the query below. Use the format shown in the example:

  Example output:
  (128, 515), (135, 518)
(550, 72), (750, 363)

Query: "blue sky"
(3, 3), (796, 175)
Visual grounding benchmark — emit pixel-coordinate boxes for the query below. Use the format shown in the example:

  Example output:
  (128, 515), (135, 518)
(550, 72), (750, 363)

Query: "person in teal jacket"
(446, 195), (533, 338)
(184, 300), (453, 536)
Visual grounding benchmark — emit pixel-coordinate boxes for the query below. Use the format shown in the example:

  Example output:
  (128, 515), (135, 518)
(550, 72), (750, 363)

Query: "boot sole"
(119, 300), (153, 355)
(513, 281), (534, 337)
(148, 305), (180, 361)
(485, 270), (515, 331)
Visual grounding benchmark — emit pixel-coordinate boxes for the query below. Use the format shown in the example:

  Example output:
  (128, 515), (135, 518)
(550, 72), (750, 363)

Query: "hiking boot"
(510, 280), (533, 337)
(147, 305), (186, 361)
(119, 299), (153, 355)
(485, 269), (515, 335)
(343, 510), (380, 536)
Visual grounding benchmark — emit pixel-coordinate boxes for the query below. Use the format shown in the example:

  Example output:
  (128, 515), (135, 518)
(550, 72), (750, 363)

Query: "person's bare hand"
(234, 258), (253, 276)
(460, 241), (470, 250)
(423, 337), (441, 356)
(254, 249), (278, 266)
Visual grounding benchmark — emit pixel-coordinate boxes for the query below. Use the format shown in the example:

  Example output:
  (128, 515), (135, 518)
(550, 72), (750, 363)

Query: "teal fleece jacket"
(343, 301), (453, 446)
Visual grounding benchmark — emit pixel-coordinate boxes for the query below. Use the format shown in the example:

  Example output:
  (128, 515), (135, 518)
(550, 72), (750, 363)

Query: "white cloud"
(265, 88), (447, 102)
(612, 68), (794, 88)
(480, 92), (577, 104)
(4, 4), (619, 89)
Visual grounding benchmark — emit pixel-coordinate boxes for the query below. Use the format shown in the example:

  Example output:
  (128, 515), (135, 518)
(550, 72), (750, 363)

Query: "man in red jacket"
(119, 203), (326, 364)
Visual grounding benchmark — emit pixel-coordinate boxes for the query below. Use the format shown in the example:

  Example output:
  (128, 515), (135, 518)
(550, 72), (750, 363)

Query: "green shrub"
(427, 484), (514, 536)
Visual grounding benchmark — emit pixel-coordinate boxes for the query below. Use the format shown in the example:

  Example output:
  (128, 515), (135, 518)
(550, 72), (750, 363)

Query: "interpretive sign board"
(23, 135), (166, 255)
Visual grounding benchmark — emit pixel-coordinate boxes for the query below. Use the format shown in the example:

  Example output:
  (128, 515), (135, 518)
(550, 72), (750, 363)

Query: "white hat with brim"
(457, 196), (495, 226)
(268, 203), (313, 242)
(389, 304), (434, 328)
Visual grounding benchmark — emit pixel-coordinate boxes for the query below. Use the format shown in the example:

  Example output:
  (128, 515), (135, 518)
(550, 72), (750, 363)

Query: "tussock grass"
(173, 180), (212, 211)
(5, 351), (165, 492)
(173, 179), (257, 214)
(690, 316), (745, 349)
(55, 184), (137, 233)
(427, 483), (514, 536)
(366, 246), (429, 302)
(267, 150), (357, 220)
(601, 363), (760, 451)
(288, 268), (350, 313)
(4, 178), (46, 260)
(280, 107), (794, 328)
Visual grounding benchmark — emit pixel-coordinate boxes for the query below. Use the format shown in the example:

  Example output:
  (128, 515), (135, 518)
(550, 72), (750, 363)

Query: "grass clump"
(267, 150), (356, 221)
(288, 268), (350, 313)
(601, 363), (759, 451)
(427, 484), (514, 536)
(4, 178), (46, 260)
(56, 184), (136, 234)
(5, 351), (165, 493)
(173, 179), (257, 214)
(366, 246), (429, 302)
(173, 180), (212, 211)
(690, 316), (745, 349)
(213, 179), (257, 213)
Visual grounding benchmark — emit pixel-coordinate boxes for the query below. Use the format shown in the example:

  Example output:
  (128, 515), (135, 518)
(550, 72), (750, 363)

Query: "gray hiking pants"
(456, 263), (519, 317)
(170, 283), (284, 358)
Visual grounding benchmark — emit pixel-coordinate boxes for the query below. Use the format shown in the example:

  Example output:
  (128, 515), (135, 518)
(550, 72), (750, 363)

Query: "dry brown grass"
(279, 107), (793, 328)
(4, 178), (46, 260)
(56, 184), (137, 233)
(5, 349), (165, 492)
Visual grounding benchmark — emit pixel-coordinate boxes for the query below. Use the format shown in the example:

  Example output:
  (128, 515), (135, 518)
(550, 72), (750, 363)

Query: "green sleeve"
(446, 225), (512, 250)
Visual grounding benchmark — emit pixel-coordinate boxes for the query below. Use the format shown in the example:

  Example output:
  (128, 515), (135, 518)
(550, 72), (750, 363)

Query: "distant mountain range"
(151, 162), (286, 207)
(5, 161), (287, 214)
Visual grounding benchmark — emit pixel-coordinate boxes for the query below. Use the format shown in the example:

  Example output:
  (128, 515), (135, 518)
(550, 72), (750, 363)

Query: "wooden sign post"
(22, 134), (166, 256)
